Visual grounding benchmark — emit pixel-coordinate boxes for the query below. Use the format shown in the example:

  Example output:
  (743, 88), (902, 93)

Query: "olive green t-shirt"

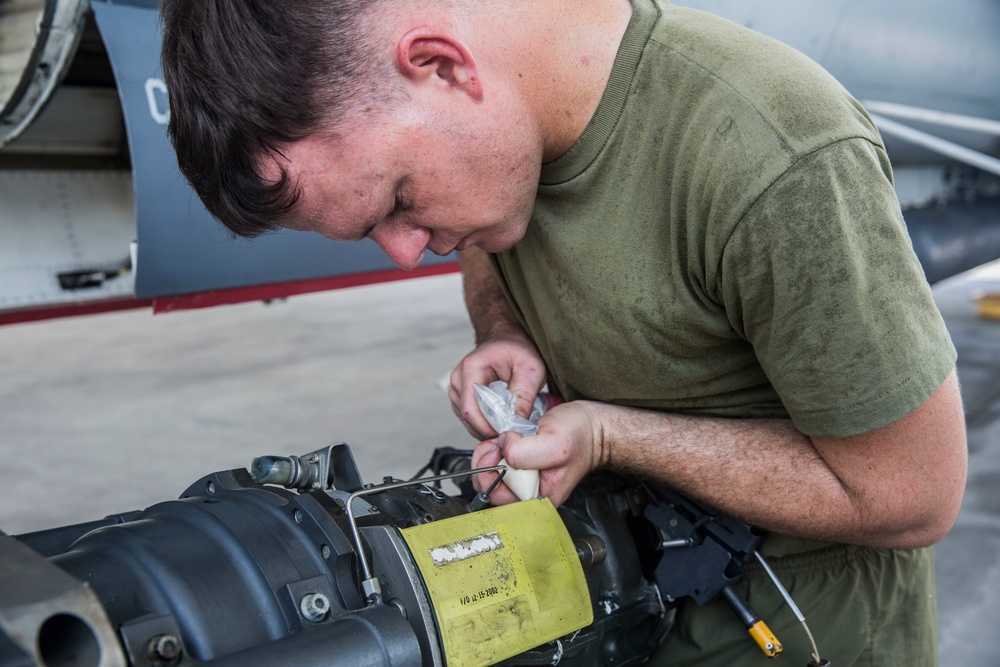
(493, 0), (955, 439)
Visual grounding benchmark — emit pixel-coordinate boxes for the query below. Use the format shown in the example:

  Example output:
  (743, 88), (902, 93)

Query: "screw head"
(147, 634), (182, 666)
(300, 593), (331, 622)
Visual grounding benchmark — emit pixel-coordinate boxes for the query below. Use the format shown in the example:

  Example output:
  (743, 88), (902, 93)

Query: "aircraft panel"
(0, 0), (997, 321)
(678, 0), (1000, 160)
(0, 168), (134, 311)
(668, 0), (848, 64)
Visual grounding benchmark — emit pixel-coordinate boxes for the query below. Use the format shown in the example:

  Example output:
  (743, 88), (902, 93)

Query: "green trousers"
(651, 544), (938, 666)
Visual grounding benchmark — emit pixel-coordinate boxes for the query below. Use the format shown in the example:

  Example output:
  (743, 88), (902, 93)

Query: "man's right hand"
(448, 329), (548, 439)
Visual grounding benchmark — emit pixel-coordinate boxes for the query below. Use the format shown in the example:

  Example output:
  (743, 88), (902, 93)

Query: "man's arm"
(481, 369), (966, 549)
(449, 248), (548, 438)
(453, 254), (967, 550)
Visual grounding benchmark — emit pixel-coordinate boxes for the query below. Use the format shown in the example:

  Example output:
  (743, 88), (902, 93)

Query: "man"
(161, 0), (967, 664)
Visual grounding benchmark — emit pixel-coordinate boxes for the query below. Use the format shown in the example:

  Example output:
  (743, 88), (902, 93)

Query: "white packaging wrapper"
(473, 381), (547, 501)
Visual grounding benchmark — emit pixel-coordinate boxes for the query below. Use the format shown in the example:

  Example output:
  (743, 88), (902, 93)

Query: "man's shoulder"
(645, 2), (881, 157)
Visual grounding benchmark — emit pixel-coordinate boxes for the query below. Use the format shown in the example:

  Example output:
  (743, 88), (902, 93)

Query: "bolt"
(147, 634), (182, 666)
(574, 535), (608, 567)
(388, 598), (408, 619)
(300, 593), (331, 622)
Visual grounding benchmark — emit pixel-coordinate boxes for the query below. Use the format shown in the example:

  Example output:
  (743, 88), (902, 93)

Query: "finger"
(470, 438), (501, 491)
(472, 439), (500, 464)
(497, 430), (559, 472)
(471, 438), (523, 506)
(462, 380), (499, 439)
(449, 384), (490, 440)
(449, 365), (498, 439)
(511, 389), (538, 421)
(507, 370), (546, 420)
(447, 370), (475, 431)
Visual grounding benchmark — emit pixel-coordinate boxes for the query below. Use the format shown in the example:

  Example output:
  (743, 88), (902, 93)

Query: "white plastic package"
(473, 381), (549, 501)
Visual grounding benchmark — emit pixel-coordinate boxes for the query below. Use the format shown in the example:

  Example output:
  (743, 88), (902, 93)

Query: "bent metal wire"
(345, 464), (508, 603)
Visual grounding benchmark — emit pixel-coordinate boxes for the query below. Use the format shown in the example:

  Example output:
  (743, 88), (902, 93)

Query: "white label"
(428, 531), (504, 567)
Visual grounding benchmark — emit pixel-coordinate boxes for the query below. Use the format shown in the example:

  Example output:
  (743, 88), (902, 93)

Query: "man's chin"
(473, 236), (521, 254)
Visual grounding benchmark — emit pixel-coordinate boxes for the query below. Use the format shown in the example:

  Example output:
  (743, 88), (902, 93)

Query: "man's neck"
(519, 0), (634, 162)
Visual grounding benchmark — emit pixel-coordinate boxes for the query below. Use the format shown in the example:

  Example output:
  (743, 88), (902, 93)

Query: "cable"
(754, 551), (826, 665)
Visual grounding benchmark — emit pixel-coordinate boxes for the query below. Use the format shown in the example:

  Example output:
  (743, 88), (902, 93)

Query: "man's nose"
(371, 224), (430, 271)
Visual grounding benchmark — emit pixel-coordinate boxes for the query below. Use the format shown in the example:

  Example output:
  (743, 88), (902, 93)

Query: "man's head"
(160, 0), (634, 267)
(160, 0), (547, 267)
(160, 0), (400, 237)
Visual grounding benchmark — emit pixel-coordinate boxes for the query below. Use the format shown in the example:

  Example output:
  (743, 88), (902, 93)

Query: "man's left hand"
(470, 401), (608, 507)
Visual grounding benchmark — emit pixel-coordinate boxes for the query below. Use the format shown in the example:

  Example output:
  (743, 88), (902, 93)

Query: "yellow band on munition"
(400, 498), (593, 667)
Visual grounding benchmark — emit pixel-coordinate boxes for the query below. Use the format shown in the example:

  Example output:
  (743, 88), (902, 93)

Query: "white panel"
(0, 169), (135, 309)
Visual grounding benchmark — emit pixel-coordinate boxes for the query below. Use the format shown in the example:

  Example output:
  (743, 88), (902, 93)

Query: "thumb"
(497, 430), (526, 465)
(508, 386), (538, 421)
(498, 430), (547, 473)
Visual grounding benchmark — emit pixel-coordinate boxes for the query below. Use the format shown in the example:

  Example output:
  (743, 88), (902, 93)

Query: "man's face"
(273, 108), (544, 270)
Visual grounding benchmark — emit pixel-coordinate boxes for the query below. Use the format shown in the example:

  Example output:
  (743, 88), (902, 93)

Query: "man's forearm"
(594, 404), (851, 540)
(588, 370), (966, 549)
(458, 248), (525, 344)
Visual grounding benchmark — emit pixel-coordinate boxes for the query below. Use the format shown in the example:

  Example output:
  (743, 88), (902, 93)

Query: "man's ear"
(396, 27), (483, 100)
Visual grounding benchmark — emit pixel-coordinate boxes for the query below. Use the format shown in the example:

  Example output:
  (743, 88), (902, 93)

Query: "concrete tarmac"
(0, 274), (475, 534)
(1, 263), (999, 665)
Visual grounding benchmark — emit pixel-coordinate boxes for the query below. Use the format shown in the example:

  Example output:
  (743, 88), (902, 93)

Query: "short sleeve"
(718, 138), (955, 437)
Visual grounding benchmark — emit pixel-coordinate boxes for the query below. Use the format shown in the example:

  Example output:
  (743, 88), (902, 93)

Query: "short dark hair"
(160, 0), (388, 237)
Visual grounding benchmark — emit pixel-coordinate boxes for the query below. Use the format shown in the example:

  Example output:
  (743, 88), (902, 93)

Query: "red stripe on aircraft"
(0, 263), (459, 326)
(0, 298), (155, 327)
(152, 263), (460, 314)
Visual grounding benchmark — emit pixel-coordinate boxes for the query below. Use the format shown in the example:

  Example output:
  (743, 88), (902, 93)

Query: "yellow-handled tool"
(721, 584), (783, 658)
